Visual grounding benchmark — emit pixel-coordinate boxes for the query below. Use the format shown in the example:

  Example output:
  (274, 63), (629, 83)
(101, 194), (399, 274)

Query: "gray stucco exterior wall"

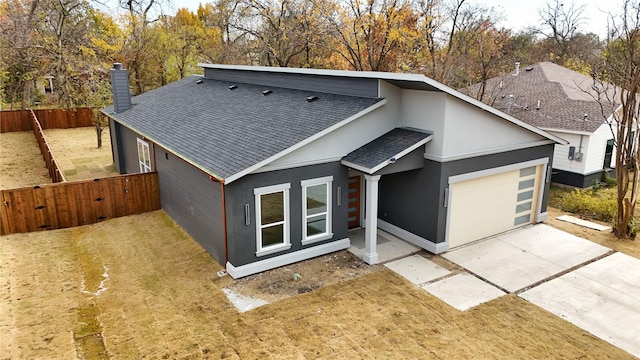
(203, 68), (379, 98)
(378, 144), (555, 245)
(224, 162), (349, 267)
(155, 145), (226, 264)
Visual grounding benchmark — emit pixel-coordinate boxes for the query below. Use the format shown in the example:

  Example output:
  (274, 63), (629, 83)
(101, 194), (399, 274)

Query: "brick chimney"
(110, 63), (131, 113)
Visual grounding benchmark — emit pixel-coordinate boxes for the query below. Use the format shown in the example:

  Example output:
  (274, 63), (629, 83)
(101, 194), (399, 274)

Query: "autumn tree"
(538, 0), (586, 63)
(590, 0), (640, 238)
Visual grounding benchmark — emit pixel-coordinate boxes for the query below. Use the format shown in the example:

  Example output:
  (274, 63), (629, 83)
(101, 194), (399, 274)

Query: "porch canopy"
(341, 127), (433, 264)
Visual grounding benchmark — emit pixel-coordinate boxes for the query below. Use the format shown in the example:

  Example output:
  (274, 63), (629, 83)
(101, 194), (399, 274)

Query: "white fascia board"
(424, 140), (556, 163)
(540, 127), (596, 136)
(340, 160), (374, 174)
(200, 63), (567, 145)
(223, 99), (388, 184)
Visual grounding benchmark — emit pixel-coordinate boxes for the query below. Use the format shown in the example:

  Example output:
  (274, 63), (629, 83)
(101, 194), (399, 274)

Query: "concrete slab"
(222, 288), (269, 313)
(443, 225), (609, 292)
(498, 224), (610, 268)
(421, 274), (506, 311)
(442, 236), (564, 292)
(384, 255), (451, 285)
(557, 215), (612, 231)
(349, 229), (419, 263)
(520, 255), (640, 358)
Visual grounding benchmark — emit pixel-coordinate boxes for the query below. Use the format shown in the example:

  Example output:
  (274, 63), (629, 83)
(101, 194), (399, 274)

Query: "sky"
(108, 0), (623, 38)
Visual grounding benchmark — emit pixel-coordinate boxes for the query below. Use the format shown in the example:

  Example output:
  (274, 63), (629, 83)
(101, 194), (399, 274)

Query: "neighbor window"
(301, 176), (333, 245)
(137, 138), (152, 173)
(254, 183), (291, 256)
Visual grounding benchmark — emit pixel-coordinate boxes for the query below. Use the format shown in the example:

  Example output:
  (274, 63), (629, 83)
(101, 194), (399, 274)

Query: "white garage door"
(447, 164), (542, 248)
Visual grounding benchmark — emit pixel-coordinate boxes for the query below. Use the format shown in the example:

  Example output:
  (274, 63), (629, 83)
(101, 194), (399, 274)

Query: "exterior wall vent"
(306, 96), (319, 102)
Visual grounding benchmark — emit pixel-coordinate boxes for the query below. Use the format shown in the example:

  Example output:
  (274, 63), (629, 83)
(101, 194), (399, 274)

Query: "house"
(464, 62), (621, 188)
(104, 63), (566, 278)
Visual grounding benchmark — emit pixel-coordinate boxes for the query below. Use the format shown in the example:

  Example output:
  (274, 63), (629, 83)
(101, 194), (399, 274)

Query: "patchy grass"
(549, 185), (618, 222)
(0, 211), (635, 359)
(0, 131), (51, 189)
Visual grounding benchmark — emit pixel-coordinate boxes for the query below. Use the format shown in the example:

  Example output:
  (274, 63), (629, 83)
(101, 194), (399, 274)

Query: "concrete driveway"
(441, 224), (640, 358)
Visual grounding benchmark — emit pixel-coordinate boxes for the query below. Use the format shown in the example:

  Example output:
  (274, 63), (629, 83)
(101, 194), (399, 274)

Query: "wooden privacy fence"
(0, 172), (160, 236)
(29, 110), (65, 183)
(1, 108), (94, 132)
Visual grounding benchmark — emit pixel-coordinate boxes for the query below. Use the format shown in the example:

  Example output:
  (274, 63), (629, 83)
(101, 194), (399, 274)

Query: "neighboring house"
(104, 63), (566, 278)
(464, 62), (622, 188)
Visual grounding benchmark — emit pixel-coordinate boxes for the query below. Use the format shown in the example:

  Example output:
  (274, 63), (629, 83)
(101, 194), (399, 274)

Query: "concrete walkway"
(384, 224), (640, 358)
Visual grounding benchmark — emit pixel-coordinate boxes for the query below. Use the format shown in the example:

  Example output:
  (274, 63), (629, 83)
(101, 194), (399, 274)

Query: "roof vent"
(228, 85), (237, 90)
(306, 96), (319, 102)
(536, 100), (541, 110)
(196, 79), (203, 84)
(513, 62), (520, 76)
(262, 90), (273, 96)
(525, 66), (534, 72)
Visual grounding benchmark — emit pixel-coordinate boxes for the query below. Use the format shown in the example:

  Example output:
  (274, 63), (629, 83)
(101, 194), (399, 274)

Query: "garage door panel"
(448, 166), (540, 248)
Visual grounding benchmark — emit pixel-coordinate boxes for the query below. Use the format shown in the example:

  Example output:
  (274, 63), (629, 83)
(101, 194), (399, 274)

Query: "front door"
(347, 176), (361, 228)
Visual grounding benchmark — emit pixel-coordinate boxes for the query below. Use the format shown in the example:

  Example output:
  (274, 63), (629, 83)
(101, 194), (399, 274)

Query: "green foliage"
(556, 188), (617, 222)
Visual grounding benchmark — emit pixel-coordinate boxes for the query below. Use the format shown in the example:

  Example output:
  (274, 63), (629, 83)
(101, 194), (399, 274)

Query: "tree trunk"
(96, 127), (103, 149)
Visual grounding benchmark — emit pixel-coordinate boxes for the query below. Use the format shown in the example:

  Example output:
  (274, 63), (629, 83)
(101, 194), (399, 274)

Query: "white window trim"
(301, 176), (333, 245)
(137, 138), (152, 173)
(254, 183), (291, 257)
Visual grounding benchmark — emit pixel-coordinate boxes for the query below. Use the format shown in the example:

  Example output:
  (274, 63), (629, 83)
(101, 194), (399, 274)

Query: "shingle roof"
(463, 62), (619, 133)
(104, 76), (383, 182)
(341, 128), (433, 174)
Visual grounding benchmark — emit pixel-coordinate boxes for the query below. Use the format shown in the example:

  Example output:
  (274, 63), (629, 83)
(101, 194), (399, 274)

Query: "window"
(254, 183), (291, 256)
(137, 138), (152, 173)
(301, 176), (333, 245)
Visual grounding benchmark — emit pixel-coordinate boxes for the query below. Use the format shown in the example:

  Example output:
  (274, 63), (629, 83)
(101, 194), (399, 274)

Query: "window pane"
(518, 179), (535, 190)
(307, 215), (327, 236)
(520, 166), (536, 177)
(517, 190), (534, 202)
(514, 214), (531, 226)
(260, 192), (284, 224)
(306, 184), (327, 215)
(262, 224), (284, 247)
(516, 202), (532, 213)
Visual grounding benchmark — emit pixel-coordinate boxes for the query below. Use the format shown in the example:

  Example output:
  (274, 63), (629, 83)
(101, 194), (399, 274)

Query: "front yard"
(0, 211), (634, 359)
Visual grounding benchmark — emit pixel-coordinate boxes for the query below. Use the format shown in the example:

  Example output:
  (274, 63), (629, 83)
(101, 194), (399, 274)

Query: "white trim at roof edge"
(223, 99), (388, 184)
(103, 112), (225, 182)
(199, 63), (567, 145)
(252, 156), (343, 174)
(424, 140), (556, 163)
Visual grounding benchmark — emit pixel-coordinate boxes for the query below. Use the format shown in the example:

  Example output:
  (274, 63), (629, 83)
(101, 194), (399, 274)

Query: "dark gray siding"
(109, 119), (123, 173)
(113, 122), (142, 174)
(378, 144), (555, 245)
(224, 162), (349, 267)
(155, 146), (226, 264)
(551, 168), (613, 188)
(203, 68), (378, 98)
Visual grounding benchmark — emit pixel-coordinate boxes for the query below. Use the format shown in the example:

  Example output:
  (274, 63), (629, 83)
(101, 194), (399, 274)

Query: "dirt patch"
(43, 127), (117, 181)
(0, 131), (51, 189)
(1, 211), (635, 359)
(546, 207), (639, 258)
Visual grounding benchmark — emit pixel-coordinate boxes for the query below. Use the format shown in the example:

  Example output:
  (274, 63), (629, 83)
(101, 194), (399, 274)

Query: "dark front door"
(604, 139), (614, 169)
(347, 176), (361, 228)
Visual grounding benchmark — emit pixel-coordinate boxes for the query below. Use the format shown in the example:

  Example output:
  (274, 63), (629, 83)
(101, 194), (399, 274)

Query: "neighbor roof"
(104, 76), (384, 182)
(463, 62), (619, 133)
(342, 128), (433, 174)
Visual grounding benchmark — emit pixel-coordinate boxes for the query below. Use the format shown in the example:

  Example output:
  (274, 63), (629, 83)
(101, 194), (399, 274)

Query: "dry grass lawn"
(43, 127), (117, 181)
(1, 211), (636, 359)
(0, 131), (50, 189)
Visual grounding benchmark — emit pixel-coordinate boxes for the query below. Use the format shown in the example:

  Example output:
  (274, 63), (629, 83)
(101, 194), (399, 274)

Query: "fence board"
(1, 108), (94, 133)
(0, 173), (160, 235)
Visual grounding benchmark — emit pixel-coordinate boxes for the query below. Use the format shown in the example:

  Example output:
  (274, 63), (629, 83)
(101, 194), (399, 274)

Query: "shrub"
(558, 188), (617, 222)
